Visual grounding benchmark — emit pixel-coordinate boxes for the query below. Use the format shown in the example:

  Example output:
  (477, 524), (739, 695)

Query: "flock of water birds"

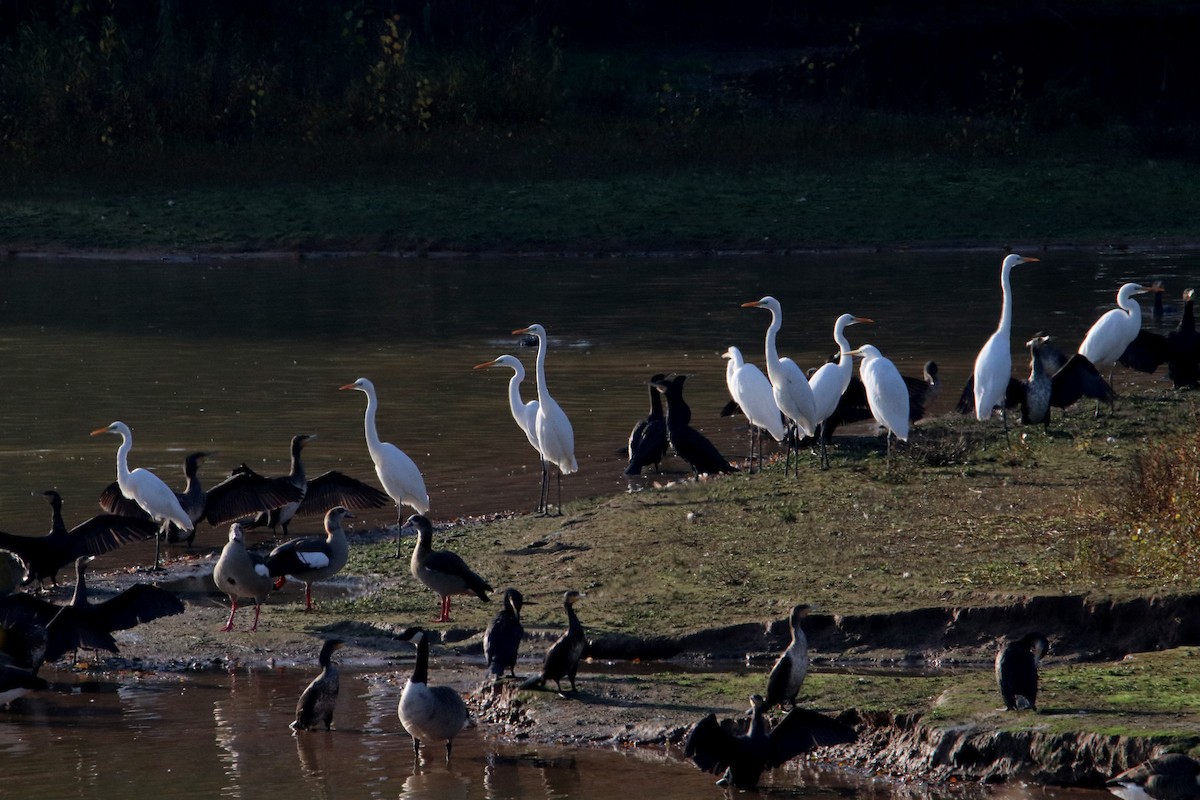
(1, 253), (1199, 795)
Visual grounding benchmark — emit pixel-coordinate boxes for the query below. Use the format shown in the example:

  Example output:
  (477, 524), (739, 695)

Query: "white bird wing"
(126, 468), (192, 530)
(295, 550), (331, 570)
(536, 400), (577, 474)
(863, 358), (911, 440)
(774, 357), (818, 435)
(375, 442), (431, 513)
(734, 364), (786, 441)
(1079, 308), (1135, 366)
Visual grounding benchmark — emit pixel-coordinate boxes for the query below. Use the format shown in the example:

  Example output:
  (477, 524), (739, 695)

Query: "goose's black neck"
(411, 634), (429, 684)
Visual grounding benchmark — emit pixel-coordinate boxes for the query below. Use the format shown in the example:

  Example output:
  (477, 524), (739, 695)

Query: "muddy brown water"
(1, 666), (1115, 799)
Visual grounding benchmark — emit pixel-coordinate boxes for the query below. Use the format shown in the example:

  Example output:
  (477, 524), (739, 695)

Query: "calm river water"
(0, 250), (1192, 797)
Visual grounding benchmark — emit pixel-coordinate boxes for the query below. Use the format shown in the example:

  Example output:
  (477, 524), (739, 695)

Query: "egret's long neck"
(115, 432), (133, 485)
(996, 264), (1015, 335)
(1120, 292), (1141, 324)
(362, 389), (383, 455)
(763, 308), (783, 374)
(833, 321), (853, 356)
(533, 335), (550, 406)
(506, 369), (526, 421)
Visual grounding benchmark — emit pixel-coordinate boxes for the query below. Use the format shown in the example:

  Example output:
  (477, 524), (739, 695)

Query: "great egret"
(212, 523), (273, 632)
(396, 627), (470, 760)
(685, 695), (857, 789)
(483, 588), (526, 679)
(291, 639), (345, 731)
(995, 631), (1049, 711)
(91, 421), (194, 569)
(764, 603), (810, 711)
(1080, 282), (1162, 369)
(0, 491), (158, 588)
(971, 253), (1040, 426)
(265, 506), (355, 612)
(99, 451), (214, 546)
(809, 314), (872, 468)
(520, 590), (587, 693)
(403, 514), (492, 623)
(624, 373), (669, 476)
(511, 324), (577, 515)
(341, 377), (431, 555)
(722, 346), (785, 473)
(847, 345), (910, 456)
(651, 375), (736, 476)
(741, 296), (819, 474)
(472, 355), (545, 507)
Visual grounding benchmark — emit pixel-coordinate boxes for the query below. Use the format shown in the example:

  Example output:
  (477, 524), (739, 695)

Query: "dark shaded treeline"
(1, 1), (1198, 155)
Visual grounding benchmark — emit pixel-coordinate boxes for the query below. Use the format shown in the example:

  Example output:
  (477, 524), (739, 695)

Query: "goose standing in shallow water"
(265, 506), (354, 612)
(405, 514), (492, 623)
(340, 378), (430, 557)
(521, 590), (587, 693)
(213, 523), (274, 632)
(511, 324), (577, 515)
(292, 638), (345, 731)
(397, 627), (469, 760)
(90, 421), (193, 569)
(995, 631), (1049, 711)
(685, 694), (857, 789)
(764, 603), (810, 711)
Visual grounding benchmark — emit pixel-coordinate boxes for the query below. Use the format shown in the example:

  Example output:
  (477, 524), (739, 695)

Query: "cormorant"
(685, 694), (857, 789)
(265, 506), (354, 612)
(995, 631), (1049, 711)
(0, 491), (158, 588)
(213, 523), (274, 631)
(405, 514), (492, 623)
(651, 375), (736, 477)
(1021, 334), (1115, 426)
(483, 588), (526, 679)
(521, 590), (587, 693)
(1119, 288), (1200, 389)
(397, 627), (470, 759)
(624, 373), (669, 476)
(292, 638), (345, 731)
(1108, 753), (1200, 800)
(764, 604), (810, 711)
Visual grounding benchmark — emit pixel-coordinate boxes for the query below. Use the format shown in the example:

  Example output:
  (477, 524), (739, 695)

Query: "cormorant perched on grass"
(292, 638), (345, 731)
(995, 631), (1049, 711)
(521, 590), (587, 693)
(483, 588), (526, 679)
(1021, 334), (1115, 426)
(685, 694), (857, 789)
(651, 375), (736, 477)
(624, 373), (669, 476)
(764, 604), (810, 711)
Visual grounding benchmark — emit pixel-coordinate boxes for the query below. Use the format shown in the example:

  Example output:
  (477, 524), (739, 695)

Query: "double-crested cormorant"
(90, 421), (194, 569)
(847, 345), (910, 455)
(652, 375), (736, 477)
(292, 638), (345, 731)
(340, 377), (431, 557)
(265, 506), (354, 612)
(483, 588), (526, 679)
(0, 555), (184, 664)
(473, 355), (544, 507)
(1020, 334), (1115, 426)
(521, 590), (587, 693)
(722, 348), (785, 473)
(397, 627), (470, 759)
(0, 663), (47, 706)
(810, 315), (873, 468)
(742, 296), (819, 474)
(0, 606), (50, 701)
(404, 514), (492, 623)
(685, 694), (857, 789)
(1118, 288), (1200, 389)
(99, 451), (214, 545)
(995, 631), (1049, 711)
(511, 324), (577, 516)
(624, 373), (669, 476)
(971, 254), (1040, 425)
(1108, 753), (1200, 800)
(764, 604), (810, 711)
(213, 523), (274, 632)
(0, 491), (158, 588)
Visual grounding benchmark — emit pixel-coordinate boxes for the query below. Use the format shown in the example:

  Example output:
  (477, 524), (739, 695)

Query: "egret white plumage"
(511, 324), (577, 515)
(809, 314), (873, 468)
(741, 296), (819, 475)
(90, 421), (193, 570)
(472, 355), (545, 509)
(1080, 282), (1162, 369)
(340, 378), (430, 557)
(971, 253), (1039, 427)
(847, 345), (910, 457)
(722, 345), (785, 472)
